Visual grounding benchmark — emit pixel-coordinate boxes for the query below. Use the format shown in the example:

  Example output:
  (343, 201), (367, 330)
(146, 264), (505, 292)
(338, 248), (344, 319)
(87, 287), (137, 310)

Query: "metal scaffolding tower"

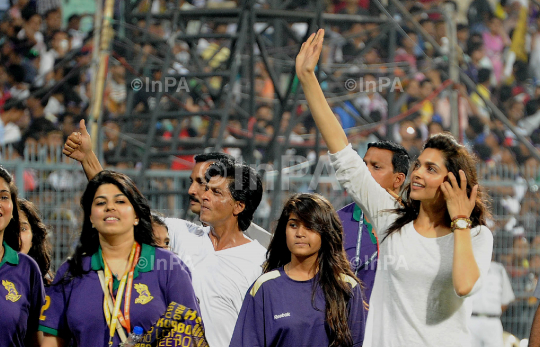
(105, 0), (388, 175)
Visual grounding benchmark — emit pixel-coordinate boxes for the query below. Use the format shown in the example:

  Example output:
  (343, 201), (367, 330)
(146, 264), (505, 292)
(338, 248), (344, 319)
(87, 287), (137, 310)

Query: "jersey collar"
(0, 241), (19, 267)
(352, 205), (377, 245)
(91, 243), (155, 278)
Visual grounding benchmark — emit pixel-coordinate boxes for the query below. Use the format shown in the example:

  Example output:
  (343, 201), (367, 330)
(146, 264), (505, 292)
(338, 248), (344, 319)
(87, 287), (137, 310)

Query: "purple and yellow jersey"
(230, 267), (365, 347)
(38, 244), (201, 346)
(0, 241), (45, 347)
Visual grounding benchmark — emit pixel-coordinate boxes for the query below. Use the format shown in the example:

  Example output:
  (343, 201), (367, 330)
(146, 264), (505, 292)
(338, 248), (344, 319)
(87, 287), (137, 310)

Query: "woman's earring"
(134, 221), (139, 226)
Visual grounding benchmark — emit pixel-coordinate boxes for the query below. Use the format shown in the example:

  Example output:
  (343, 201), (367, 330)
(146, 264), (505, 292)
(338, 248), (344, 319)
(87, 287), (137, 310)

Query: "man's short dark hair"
(367, 140), (410, 176)
(457, 23), (469, 32)
(68, 14), (81, 23)
(22, 8), (38, 22)
(3, 100), (25, 112)
(8, 65), (25, 83)
(467, 42), (483, 56)
(45, 8), (61, 19)
(478, 68), (491, 84)
(194, 152), (235, 163)
(206, 160), (263, 232)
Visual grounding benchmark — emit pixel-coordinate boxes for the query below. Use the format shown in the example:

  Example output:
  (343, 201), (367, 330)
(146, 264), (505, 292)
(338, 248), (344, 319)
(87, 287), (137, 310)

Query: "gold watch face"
(455, 219), (469, 229)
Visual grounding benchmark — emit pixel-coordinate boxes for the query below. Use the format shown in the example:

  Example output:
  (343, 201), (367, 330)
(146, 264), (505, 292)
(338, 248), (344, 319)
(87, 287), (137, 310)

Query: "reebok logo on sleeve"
(273, 312), (291, 320)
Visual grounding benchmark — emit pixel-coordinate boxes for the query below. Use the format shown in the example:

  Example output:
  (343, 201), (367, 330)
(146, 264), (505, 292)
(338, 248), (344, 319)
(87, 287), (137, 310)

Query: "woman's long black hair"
(264, 193), (360, 347)
(385, 133), (491, 240)
(0, 166), (20, 251)
(67, 170), (156, 278)
(18, 198), (53, 284)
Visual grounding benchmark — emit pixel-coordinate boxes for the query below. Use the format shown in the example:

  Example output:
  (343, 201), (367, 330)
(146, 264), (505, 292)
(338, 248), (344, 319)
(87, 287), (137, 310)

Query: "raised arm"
(296, 29), (348, 154)
(62, 119), (103, 180)
(296, 30), (398, 232)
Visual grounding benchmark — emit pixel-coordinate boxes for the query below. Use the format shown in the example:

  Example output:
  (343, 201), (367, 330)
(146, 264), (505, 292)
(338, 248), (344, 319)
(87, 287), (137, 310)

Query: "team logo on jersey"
(134, 283), (153, 304)
(2, 280), (21, 302)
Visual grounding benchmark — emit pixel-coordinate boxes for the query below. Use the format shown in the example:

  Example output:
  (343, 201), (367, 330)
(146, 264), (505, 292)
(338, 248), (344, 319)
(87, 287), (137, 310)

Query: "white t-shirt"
(165, 218), (266, 347)
(470, 261), (515, 316)
(329, 144), (493, 347)
(0, 118), (21, 145)
(187, 215), (272, 249)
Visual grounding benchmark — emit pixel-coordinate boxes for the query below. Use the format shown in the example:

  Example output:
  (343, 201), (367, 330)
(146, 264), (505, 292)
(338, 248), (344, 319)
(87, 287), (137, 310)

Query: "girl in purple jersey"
(0, 166), (45, 347)
(231, 193), (365, 347)
(18, 198), (53, 284)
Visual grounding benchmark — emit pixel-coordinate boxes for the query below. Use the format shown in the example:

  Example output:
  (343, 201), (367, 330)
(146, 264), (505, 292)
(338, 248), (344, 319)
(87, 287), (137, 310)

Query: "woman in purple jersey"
(40, 171), (202, 347)
(0, 167), (45, 347)
(230, 193), (365, 347)
(18, 198), (53, 284)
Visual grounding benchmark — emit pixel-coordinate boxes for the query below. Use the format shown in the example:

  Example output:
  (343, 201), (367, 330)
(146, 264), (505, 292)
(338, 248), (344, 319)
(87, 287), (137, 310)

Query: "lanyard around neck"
(102, 242), (141, 346)
(354, 212), (364, 277)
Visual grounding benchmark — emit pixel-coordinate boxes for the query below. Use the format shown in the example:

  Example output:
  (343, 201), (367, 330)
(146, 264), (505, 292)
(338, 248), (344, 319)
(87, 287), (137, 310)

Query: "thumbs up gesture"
(63, 119), (92, 163)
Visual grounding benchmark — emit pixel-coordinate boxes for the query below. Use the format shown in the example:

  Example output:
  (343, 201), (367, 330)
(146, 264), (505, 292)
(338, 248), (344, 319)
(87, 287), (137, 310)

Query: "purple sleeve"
(27, 258), (46, 334)
(534, 278), (540, 299)
(38, 262), (71, 338)
(165, 254), (201, 316)
(348, 283), (366, 346)
(229, 285), (265, 347)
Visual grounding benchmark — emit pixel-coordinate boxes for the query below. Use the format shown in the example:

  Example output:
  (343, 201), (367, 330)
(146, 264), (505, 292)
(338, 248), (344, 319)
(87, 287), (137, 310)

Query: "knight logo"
(134, 283), (154, 304)
(273, 312), (291, 320)
(2, 280), (21, 302)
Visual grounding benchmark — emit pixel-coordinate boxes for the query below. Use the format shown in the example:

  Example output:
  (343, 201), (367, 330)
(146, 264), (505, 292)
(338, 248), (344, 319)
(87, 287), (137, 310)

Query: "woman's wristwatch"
(451, 215), (472, 231)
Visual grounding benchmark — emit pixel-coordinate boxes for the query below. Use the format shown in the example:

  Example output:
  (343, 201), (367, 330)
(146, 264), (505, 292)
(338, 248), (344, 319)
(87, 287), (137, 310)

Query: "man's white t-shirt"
(470, 261), (515, 315)
(0, 118), (21, 145)
(166, 218), (266, 347)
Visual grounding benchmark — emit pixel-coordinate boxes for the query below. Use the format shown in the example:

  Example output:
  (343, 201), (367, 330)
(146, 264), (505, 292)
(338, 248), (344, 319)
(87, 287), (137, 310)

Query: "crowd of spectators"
(0, 0), (538, 172)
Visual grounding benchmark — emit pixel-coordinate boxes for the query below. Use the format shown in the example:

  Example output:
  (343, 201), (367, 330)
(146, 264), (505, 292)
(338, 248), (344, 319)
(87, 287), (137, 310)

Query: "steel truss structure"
(108, 0), (389, 178)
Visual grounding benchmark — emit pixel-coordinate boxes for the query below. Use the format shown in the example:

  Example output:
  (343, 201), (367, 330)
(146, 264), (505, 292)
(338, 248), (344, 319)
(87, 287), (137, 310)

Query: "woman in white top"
(296, 29), (493, 347)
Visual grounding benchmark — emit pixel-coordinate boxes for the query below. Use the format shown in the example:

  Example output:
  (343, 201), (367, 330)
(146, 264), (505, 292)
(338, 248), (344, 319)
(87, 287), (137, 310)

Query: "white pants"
(469, 316), (504, 347)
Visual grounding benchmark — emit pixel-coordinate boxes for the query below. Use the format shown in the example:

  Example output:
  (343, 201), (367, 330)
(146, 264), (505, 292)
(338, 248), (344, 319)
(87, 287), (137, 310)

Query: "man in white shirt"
(39, 30), (69, 82)
(468, 261), (515, 347)
(0, 101), (24, 145)
(165, 159), (266, 347)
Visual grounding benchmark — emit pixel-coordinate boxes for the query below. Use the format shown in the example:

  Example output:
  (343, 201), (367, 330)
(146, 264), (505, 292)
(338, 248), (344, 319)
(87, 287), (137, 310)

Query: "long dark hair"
(18, 198), (53, 284)
(264, 193), (359, 347)
(67, 170), (156, 278)
(385, 133), (491, 239)
(0, 166), (20, 251)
